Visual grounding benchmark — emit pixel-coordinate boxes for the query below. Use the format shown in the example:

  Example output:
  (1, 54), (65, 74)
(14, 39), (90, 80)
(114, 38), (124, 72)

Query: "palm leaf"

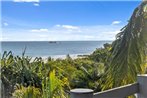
(102, 1), (147, 90)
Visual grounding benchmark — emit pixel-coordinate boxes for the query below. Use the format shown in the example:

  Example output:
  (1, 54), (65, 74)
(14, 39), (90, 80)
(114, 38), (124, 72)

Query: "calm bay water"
(1, 41), (112, 57)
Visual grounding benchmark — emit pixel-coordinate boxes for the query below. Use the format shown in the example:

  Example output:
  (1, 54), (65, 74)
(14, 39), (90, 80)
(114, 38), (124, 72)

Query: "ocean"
(1, 41), (112, 58)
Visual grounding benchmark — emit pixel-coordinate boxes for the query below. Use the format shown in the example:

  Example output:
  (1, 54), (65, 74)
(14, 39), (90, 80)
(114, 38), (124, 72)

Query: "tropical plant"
(1, 51), (70, 98)
(12, 85), (41, 98)
(42, 70), (69, 98)
(102, 1), (147, 90)
(71, 59), (105, 92)
(1, 51), (42, 96)
(89, 43), (111, 65)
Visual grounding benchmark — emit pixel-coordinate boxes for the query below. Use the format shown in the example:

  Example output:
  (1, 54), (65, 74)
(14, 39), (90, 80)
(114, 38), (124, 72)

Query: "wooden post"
(137, 74), (147, 98)
(70, 88), (94, 98)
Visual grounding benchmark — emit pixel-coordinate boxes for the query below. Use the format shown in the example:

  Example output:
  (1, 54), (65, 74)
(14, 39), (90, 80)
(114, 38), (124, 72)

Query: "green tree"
(102, 1), (147, 90)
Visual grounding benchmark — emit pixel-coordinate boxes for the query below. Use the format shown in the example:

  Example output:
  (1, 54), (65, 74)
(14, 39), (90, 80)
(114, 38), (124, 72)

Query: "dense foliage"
(1, 1), (147, 98)
(1, 45), (110, 98)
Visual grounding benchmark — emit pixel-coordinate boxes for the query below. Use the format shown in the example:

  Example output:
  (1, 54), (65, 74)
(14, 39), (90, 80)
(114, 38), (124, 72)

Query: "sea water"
(1, 41), (112, 58)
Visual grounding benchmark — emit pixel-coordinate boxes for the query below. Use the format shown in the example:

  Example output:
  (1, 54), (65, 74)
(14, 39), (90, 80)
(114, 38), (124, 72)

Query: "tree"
(102, 1), (147, 90)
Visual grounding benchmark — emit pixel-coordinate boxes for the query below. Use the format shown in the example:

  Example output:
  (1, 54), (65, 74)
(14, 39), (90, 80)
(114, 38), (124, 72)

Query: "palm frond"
(102, 1), (147, 90)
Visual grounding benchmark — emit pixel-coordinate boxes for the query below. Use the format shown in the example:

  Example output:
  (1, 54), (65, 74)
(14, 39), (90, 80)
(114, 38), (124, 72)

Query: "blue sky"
(2, 0), (141, 41)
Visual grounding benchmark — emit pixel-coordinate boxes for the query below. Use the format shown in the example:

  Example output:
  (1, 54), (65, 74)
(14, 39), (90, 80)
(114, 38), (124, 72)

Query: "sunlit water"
(1, 41), (112, 58)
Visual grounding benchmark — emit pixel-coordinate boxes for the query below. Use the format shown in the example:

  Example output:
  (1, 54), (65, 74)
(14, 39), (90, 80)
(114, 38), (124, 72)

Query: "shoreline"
(31, 53), (90, 62)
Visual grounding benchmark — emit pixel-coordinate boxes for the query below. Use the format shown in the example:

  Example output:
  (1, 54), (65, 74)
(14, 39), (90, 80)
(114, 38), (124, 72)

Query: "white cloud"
(13, 0), (39, 2)
(1, 37), (9, 41)
(55, 25), (79, 30)
(62, 25), (79, 29)
(55, 24), (61, 27)
(33, 3), (39, 6)
(2, 25), (123, 41)
(112, 21), (121, 25)
(13, 0), (40, 6)
(3, 22), (9, 26)
(30, 29), (49, 32)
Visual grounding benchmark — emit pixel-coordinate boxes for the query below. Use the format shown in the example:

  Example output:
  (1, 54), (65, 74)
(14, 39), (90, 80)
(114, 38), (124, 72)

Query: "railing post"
(137, 74), (147, 98)
(70, 88), (94, 98)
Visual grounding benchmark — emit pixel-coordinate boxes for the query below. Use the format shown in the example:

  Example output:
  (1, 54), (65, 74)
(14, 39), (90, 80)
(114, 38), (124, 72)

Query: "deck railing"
(70, 75), (147, 98)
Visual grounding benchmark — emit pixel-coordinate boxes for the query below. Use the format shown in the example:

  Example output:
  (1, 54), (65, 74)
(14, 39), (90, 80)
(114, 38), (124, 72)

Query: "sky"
(1, 0), (141, 41)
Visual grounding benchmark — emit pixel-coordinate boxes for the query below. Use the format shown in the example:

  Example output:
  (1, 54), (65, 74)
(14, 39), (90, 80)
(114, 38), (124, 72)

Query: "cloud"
(3, 25), (123, 41)
(34, 25), (121, 40)
(13, 0), (39, 2)
(111, 21), (121, 25)
(13, 0), (40, 6)
(30, 29), (49, 32)
(62, 25), (79, 29)
(3, 22), (9, 26)
(55, 25), (79, 30)
(33, 3), (39, 6)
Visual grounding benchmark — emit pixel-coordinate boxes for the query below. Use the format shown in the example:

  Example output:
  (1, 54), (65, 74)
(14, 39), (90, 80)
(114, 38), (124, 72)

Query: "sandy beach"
(31, 53), (90, 62)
